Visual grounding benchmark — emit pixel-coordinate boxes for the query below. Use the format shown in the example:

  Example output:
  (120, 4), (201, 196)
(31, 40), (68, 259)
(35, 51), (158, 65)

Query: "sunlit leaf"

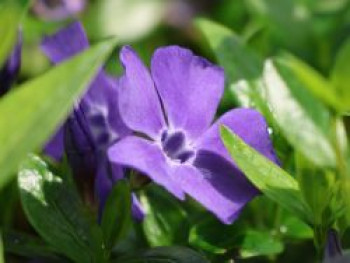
(220, 126), (311, 223)
(263, 59), (335, 167)
(0, 38), (116, 190)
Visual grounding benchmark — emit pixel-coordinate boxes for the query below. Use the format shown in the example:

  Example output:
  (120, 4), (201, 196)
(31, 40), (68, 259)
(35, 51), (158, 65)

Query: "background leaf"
(116, 246), (209, 263)
(220, 126), (311, 223)
(101, 179), (132, 251)
(0, 38), (116, 190)
(0, 232), (4, 263)
(18, 154), (106, 263)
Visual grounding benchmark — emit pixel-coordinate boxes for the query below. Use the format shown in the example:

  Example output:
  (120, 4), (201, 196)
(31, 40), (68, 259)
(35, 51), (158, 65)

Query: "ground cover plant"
(1, 0), (350, 262)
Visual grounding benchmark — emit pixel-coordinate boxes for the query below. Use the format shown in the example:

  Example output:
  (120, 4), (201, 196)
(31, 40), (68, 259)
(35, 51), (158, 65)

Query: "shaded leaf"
(116, 246), (209, 263)
(0, 38), (116, 190)
(18, 154), (106, 263)
(101, 179), (132, 250)
(140, 186), (189, 247)
(189, 215), (244, 254)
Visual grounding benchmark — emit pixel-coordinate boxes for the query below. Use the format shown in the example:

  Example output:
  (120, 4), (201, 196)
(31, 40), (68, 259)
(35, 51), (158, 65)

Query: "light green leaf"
(220, 126), (311, 223)
(115, 246), (209, 263)
(240, 230), (284, 258)
(0, 2), (21, 67)
(0, 38), (116, 190)
(18, 154), (106, 263)
(101, 179), (132, 250)
(263, 59), (335, 167)
(140, 186), (189, 247)
(331, 38), (350, 109)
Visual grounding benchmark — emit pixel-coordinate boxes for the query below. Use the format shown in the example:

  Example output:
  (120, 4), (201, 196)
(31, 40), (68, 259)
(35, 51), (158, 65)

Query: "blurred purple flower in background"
(0, 32), (22, 96)
(32, 0), (85, 20)
(108, 46), (278, 224)
(324, 229), (343, 260)
(41, 22), (144, 220)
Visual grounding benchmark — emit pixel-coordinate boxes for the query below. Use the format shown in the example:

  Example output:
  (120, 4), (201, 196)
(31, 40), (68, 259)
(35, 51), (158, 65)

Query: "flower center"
(161, 130), (194, 163)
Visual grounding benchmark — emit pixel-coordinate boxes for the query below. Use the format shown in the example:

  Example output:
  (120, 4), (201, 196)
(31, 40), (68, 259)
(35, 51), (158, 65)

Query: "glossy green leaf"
(101, 179), (132, 250)
(0, 38), (116, 190)
(240, 230), (284, 258)
(220, 126), (311, 223)
(115, 246), (209, 263)
(140, 186), (189, 247)
(189, 215), (244, 254)
(3, 230), (59, 260)
(18, 154), (106, 263)
(331, 38), (350, 108)
(279, 214), (313, 240)
(263, 59), (335, 167)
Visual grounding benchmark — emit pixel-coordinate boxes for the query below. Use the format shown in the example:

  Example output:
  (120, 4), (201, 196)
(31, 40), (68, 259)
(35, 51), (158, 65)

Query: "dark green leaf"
(263, 59), (335, 167)
(3, 230), (60, 260)
(189, 215), (244, 254)
(101, 179), (132, 250)
(0, 38), (117, 190)
(140, 186), (189, 246)
(18, 154), (106, 263)
(220, 126), (311, 223)
(0, 232), (4, 263)
(240, 230), (284, 258)
(116, 246), (209, 263)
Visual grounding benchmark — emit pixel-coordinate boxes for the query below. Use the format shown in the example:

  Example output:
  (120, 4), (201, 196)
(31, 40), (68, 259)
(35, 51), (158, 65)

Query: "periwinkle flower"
(324, 229), (342, 260)
(41, 22), (143, 220)
(0, 32), (22, 96)
(32, 0), (85, 21)
(108, 46), (278, 224)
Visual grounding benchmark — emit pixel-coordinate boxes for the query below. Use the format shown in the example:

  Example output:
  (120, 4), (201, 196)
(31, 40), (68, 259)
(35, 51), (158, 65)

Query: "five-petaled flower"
(41, 22), (143, 220)
(108, 46), (278, 224)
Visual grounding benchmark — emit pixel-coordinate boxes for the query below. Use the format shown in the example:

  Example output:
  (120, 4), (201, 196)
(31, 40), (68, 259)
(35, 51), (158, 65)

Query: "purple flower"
(32, 0), (85, 21)
(324, 229), (342, 260)
(41, 22), (144, 220)
(108, 46), (278, 224)
(0, 31), (22, 96)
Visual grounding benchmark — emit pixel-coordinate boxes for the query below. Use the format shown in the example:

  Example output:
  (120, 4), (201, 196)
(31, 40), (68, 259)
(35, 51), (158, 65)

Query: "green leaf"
(101, 179), (132, 251)
(189, 215), (244, 254)
(18, 154), (106, 263)
(0, 232), (4, 263)
(280, 53), (346, 112)
(195, 18), (273, 123)
(3, 230), (60, 260)
(331, 38), (350, 108)
(140, 186), (189, 247)
(0, 38), (116, 190)
(115, 246), (209, 263)
(240, 230), (284, 258)
(279, 214), (313, 240)
(263, 59), (335, 167)
(0, 2), (22, 67)
(220, 126), (311, 223)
